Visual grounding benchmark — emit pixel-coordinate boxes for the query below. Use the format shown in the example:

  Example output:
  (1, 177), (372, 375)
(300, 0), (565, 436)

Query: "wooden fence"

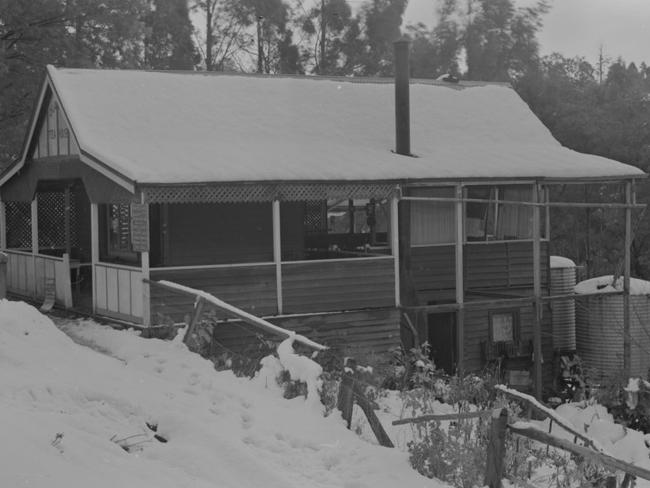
(3, 249), (72, 308)
(394, 387), (650, 488)
(94, 262), (143, 323)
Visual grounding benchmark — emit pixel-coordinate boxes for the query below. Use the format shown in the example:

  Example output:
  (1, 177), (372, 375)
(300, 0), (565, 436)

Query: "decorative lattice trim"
(142, 183), (396, 204)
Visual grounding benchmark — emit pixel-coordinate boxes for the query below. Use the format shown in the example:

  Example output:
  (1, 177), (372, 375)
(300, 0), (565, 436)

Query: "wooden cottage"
(0, 57), (644, 393)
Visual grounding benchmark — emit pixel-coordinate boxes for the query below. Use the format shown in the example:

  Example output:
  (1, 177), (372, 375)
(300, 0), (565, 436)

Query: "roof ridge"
(47, 65), (511, 89)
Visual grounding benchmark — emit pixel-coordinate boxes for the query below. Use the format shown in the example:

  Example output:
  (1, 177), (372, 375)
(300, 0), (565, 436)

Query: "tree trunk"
(256, 17), (263, 74)
(205, 4), (214, 71)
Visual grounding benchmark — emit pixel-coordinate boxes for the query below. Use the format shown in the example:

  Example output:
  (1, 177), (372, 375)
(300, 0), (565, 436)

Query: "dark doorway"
(427, 311), (456, 374)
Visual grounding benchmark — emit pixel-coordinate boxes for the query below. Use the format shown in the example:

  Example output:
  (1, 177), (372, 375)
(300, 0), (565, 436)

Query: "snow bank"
(575, 275), (650, 295)
(277, 336), (323, 410)
(550, 256), (576, 269)
(1, 300), (434, 488)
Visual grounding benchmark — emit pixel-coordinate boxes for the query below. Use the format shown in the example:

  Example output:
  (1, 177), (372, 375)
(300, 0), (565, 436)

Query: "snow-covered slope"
(0, 299), (434, 488)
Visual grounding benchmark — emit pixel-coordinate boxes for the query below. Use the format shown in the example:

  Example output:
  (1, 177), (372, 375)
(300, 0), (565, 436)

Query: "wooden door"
(427, 312), (457, 374)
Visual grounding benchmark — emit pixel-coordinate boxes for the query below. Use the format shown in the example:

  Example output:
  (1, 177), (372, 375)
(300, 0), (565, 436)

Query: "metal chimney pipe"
(394, 38), (411, 156)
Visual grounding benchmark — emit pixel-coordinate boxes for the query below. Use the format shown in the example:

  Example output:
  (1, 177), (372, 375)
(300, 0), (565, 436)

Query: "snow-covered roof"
(39, 66), (644, 185)
(550, 256), (576, 269)
(575, 275), (650, 295)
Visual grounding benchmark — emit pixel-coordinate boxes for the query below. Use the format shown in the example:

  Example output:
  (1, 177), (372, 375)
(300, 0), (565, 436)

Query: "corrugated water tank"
(575, 275), (650, 380)
(550, 256), (576, 351)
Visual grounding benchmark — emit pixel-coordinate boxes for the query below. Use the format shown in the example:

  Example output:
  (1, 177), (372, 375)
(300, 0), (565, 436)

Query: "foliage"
(555, 353), (589, 402)
(402, 368), (620, 488)
(516, 55), (650, 278)
(595, 374), (650, 434)
(145, 0), (198, 70)
(381, 344), (447, 393)
(403, 370), (537, 488)
(405, 0), (549, 81)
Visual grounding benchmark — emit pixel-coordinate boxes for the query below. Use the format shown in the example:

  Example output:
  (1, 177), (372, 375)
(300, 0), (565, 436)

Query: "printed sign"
(130, 203), (149, 252)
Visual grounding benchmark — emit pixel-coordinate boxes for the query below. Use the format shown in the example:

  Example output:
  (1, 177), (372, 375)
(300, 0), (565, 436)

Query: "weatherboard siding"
(33, 94), (79, 159)
(212, 308), (401, 359)
(462, 299), (553, 385)
(408, 241), (549, 300)
(281, 257), (396, 314)
(150, 265), (278, 323)
(410, 245), (456, 293)
(464, 241), (549, 289)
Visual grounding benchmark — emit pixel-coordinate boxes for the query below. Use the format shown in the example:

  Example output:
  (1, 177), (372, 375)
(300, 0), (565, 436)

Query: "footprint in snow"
(240, 412), (253, 429)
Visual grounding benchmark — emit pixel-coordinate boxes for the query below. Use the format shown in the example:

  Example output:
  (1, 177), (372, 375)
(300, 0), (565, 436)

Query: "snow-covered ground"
(0, 299), (435, 488)
(4, 298), (650, 488)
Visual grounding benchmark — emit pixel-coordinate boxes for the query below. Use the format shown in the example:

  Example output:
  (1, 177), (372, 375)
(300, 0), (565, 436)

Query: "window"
(466, 185), (534, 241)
(103, 204), (138, 263)
(284, 198), (390, 260)
(489, 310), (520, 344)
(410, 187), (455, 245)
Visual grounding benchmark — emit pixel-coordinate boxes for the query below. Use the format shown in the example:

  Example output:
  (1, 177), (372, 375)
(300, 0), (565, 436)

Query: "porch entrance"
(37, 180), (93, 311)
(3, 179), (92, 312)
(427, 311), (457, 374)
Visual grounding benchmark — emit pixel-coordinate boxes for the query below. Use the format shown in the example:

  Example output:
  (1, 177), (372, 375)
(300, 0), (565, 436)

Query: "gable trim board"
(0, 73), (135, 195)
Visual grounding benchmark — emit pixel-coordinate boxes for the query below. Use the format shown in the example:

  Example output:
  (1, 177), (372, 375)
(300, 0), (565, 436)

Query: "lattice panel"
(143, 183), (396, 204)
(304, 201), (328, 234)
(38, 191), (79, 249)
(4, 201), (31, 249)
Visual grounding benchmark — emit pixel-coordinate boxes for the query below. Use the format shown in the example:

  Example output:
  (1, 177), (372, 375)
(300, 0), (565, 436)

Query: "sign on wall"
(130, 203), (149, 252)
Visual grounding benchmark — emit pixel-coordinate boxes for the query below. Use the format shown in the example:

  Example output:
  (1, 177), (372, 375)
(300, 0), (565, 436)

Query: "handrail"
(95, 261), (142, 272)
(3, 249), (65, 261)
(151, 261), (275, 272)
(281, 254), (394, 265)
(145, 278), (328, 351)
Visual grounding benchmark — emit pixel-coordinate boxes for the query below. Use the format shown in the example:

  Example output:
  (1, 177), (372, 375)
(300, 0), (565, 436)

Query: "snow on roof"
(550, 256), (576, 269)
(47, 66), (644, 185)
(575, 275), (650, 295)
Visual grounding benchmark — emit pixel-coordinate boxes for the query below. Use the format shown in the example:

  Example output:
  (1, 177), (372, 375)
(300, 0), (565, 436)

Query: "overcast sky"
(404, 0), (650, 66)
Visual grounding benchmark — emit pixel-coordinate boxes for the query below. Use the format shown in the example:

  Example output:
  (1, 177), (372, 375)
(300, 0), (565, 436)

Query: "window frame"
(488, 309), (520, 344)
(464, 185), (541, 243)
(105, 203), (138, 262)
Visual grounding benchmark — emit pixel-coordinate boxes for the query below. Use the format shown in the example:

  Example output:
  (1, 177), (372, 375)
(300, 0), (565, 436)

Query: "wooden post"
(352, 380), (394, 448)
(621, 473), (636, 488)
(391, 192), (400, 307)
(485, 408), (508, 488)
(623, 181), (632, 377)
(141, 250), (150, 326)
(337, 360), (394, 448)
(30, 196), (38, 297)
(0, 198), (6, 249)
(0, 196), (6, 298)
(544, 186), (550, 240)
(184, 296), (205, 347)
(0, 251), (6, 299)
(532, 184), (543, 399)
(272, 199), (283, 315)
(337, 371), (355, 429)
(455, 184), (465, 374)
(61, 252), (73, 308)
(90, 202), (99, 314)
(64, 185), (71, 256)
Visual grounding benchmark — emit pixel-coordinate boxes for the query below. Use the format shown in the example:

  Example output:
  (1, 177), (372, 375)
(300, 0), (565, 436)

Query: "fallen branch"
(495, 384), (605, 453)
(146, 279), (328, 351)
